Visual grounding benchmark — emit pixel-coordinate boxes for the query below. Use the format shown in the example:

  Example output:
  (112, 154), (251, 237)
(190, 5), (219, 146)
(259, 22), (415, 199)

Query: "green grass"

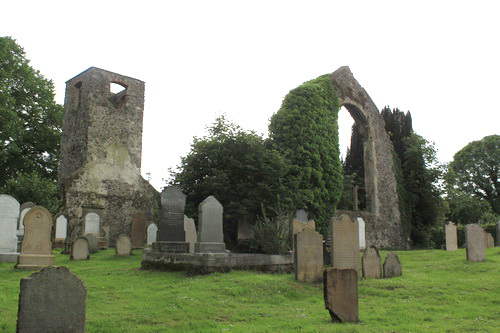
(1, 248), (499, 332)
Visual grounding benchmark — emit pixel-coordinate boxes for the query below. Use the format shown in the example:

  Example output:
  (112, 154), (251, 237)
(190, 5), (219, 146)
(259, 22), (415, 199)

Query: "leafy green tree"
(446, 193), (494, 225)
(446, 135), (499, 214)
(0, 37), (63, 211)
(268, 74), (343, 234)
(171, 115), (292, 248)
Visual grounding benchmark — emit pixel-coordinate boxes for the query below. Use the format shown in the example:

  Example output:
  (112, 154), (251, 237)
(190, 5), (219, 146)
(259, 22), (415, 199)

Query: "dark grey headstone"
(383, 252), (402, 278)
(16, 266), (86, 333)
(323, 268), (358, 323)
(157, 186), (186, 242)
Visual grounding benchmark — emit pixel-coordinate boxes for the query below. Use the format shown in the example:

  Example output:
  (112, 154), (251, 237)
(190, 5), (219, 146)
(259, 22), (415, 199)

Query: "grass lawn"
(1, 248), (499, 332)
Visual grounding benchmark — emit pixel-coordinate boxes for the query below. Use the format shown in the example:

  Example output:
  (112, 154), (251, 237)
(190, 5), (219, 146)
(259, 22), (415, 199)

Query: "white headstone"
(85, 212), (100, 235)
(146, 223), (158, 245)
(55, 215), (68, 240)
(0, 194), (20, 255)
(18, 203), (35, 234)
(357, 217), (366, 250)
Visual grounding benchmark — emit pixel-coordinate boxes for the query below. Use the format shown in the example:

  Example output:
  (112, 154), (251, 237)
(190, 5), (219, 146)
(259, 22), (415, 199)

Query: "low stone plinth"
(153, 241), (190, 253)
(0, 252), (19, 263)
(16, 254), (55, 270)
(141, 251), (294, 275)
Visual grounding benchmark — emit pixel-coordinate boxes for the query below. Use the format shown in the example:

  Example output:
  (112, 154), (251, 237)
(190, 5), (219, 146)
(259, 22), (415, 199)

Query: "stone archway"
(330, 66), (408, 249)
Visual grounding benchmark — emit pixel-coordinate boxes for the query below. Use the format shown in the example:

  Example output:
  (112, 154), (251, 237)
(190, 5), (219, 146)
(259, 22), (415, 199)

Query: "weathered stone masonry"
(59, 67), (157, 248)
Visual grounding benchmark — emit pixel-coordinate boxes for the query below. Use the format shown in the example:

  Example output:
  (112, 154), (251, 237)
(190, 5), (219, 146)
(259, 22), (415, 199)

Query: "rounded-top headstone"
(115, 234), (132, 256)
(362, 245), (382, 279)
(383, 252), (402, 278)
(21, 206), (53, 255)
(72, 237), (90, 260)
(0, 194), (20, 254)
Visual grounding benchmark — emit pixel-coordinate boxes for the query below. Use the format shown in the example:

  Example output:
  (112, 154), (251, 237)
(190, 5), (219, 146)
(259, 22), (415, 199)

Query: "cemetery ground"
(1, 249), (498, 332)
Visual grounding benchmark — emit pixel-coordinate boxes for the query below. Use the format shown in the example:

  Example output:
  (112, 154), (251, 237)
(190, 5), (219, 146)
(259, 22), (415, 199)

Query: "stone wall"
(59, 67), (157, 248)
(331, 67), (408, 249)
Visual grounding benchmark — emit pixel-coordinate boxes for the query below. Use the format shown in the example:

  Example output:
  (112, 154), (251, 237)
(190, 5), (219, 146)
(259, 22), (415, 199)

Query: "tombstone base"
(0, 252), (19, 263)
(15, 254), (55, 270)
(97, 237), (108, 250)
(52, 239), (65, 249)
(195, 242), (228, 254)
(153, 241), (189, 253)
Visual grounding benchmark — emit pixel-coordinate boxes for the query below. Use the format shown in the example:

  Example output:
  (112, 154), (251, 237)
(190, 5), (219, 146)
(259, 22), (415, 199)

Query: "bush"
(252, 205), (291, 254)
(426, 223), (497, 249)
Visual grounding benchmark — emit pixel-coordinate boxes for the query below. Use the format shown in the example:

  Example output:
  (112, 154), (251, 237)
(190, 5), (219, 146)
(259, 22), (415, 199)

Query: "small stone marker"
(294, 228), (323, 283)
(357, 217), (366, 250)
(383, 252), (402, 278)
(195, 196), (227, 253)
(16, 266), (86, 333)
(83, 234), (98, 254)
(295, 209), (308, 222)
(84, 212), (100, 235)
(131, 212), (147, 248)
(323, 268), (358, 323)
(16, 206), (55, 270)
(72, 237), (90, 260)
(466, 224), (485, 262)
(486, 233), (494, 248)
(362, 245), (382, 279)
(146, 222), (158, 245)
(445, 221), (458, 251)
(330, 215), (360, 278)
(0, 194), (20, 262)
(184, 215), (197, 253)
(115, 234), (132, 256)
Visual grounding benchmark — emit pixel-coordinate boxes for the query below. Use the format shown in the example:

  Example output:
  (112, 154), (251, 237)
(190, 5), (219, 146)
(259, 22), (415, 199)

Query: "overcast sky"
(3, 1), (499, 190)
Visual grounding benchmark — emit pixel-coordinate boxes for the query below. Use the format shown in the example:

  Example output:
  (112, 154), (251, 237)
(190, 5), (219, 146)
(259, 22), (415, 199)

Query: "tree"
(171, 115), (292, 249)
(268, 74), (343, 234)
(446, 135), (499, 214)
(0, 37), (63, 212)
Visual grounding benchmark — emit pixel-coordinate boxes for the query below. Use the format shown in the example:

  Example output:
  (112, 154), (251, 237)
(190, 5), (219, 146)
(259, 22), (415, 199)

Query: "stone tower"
(59, 67), (157, 247)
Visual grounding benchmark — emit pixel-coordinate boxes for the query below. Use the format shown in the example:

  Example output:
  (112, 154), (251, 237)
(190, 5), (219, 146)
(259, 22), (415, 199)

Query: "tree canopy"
(268, 74), (343, 234)
(0, 37), (63, 211)
(171, 115), (292, 248)
(446, 134), (499, 215)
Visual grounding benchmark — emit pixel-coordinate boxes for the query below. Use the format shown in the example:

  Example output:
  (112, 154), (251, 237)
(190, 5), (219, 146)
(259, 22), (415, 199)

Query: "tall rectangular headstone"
(17, 266), (86, 333)
(323, 268), (358, 323)
(16, 206), (55, 270)
(153, 185), (189, 253)
(130, 212), (147, 248)
(466, 224), (485, 262)
(0, 194), (20, 262)
(294, 228), (323, 283)
(445, 221), (458, 251)
(330, 215), (360, 278)
(195, 196), (227, 253)
(357, 217), (366, 250)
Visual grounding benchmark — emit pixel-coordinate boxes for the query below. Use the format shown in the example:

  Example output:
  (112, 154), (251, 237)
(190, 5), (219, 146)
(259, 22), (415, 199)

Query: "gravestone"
(83, 234), (98, 254)
(71, 237), (90, 260)
(0, 194), (20, 262)
(84, 212), (100, 235)
(466, 224), (485, 262)
(357, 217), (366, 250)
(115, 234), (132, 256)
(146, 223), (158, 245)
(485, 233), (494, 248)
(100, 225), (110, 249)
(131, 212), (147, 248)
(154, 185), (189, 253)
(323, 268), (358, 323)
(291, 218), (315, 249)
(294, 228), (323, 283)
(383, 252), (402, 278)
(18, 202), (35, 235)
(54, 214), (68, 241)
(362, 245), (382, 279)
(295, 209), (308, 222)
(184, 215), (197, 253)
(195, 196), (227, 253)
(330, 215), (360, 278)
(445, 221), (458, 251)
(237, 218), (254, 240)
(16, 266), (86, 333)
(16, 206), (55, 270)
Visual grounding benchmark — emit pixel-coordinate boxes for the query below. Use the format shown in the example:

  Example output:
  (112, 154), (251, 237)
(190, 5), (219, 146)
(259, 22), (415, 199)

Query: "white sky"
(3, 1), (499, 191)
